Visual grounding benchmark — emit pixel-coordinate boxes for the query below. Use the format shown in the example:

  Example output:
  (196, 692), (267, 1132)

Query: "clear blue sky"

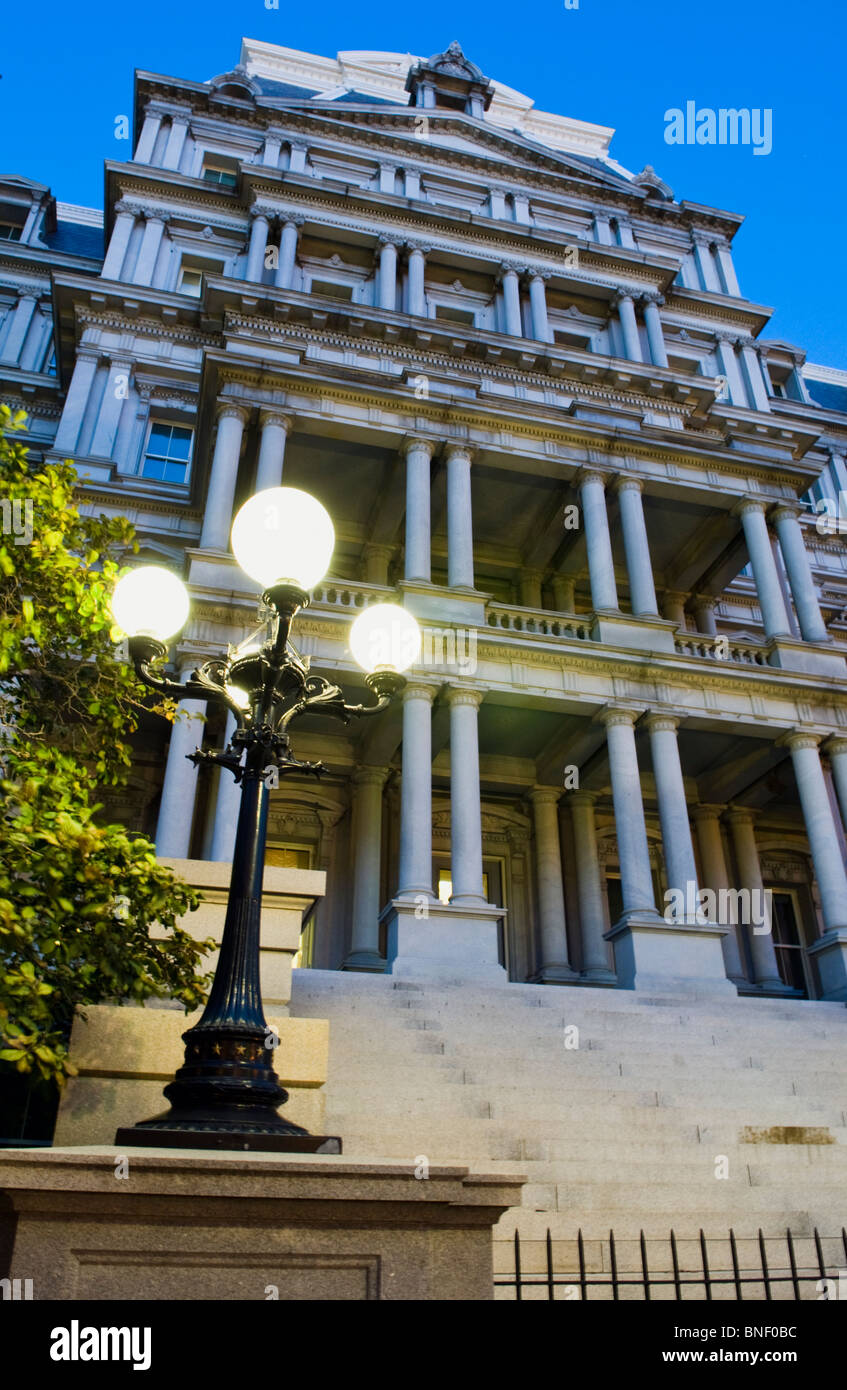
(2, 0), (843, 365)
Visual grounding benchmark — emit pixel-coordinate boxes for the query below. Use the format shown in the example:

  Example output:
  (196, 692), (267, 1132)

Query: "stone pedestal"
(591, 612), (678, 654)
(0, 1148), (525, 1301)
(381, 899), (508, 983)
(606, 914), (737, 996)
(807, 928), (847, 1002)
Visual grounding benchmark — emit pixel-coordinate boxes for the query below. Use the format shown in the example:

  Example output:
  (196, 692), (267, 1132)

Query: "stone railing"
(486, 604), (593, 641)
(310, 580), (393, 611)
(674, 634), (770, 665)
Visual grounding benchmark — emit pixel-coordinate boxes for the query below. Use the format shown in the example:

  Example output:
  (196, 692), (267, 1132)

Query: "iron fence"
(495, 1227), (847, 1300)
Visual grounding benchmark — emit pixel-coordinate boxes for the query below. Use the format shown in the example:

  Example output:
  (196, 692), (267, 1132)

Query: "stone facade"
(4, 40), (847, 1000)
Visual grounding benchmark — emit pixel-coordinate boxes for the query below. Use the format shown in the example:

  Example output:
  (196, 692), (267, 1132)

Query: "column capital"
(140, 207), (170, 224)
(496, 261), (522, 281)
(404, 239), (432, 255)
(248, 205), (273, 223)
(691, 803), (724, 823)
(613, 473), (644, 496)
(769, 501), (805, 525)
(280, 212), (305, 229)
(400, 434), (436, 460)
(216, 401), (250, 426)
(377, 233), (403, 250)
(403, 681), (437, 704)
(528, 785), (562, 806)
(611, 287), (636, 307)
(446, 686), (484, 710)
(352, 765), (390, 789)
(776, 727), (822, 752)
(643, 711), (680, 735)
(113, 200), (134, 216)
(734, 495), (768, 520)
(443, 441), (476, 465)
(640, 290), (665, 308)
(288, 138), (309, 152)
(258, 408), (293, 433)
(825, 736), (847, 757)
(723, 803), (758, 827)
(594, 704), (640, 729)
(691, 593), (717, 614)
(567, 790), (598, 810)
(574, 465), (608, 489)
(526, 268), (552, 284)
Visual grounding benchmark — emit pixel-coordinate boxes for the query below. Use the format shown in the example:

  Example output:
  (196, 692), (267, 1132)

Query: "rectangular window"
(141, 422), (194, 484)
(0, 223), (22, 241)
(309, 279), (354, 301)
(434, 304), (475, 327)
(201, 157), (238, 188)
(178, 267), (204, 297)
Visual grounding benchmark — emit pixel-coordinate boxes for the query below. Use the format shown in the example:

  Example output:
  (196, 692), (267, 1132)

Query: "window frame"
(139, 418), (195, 486)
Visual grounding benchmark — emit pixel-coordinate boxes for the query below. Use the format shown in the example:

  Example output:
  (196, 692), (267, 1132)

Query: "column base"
(768, 638), (846, 677)
(381, 898), (508, 984)
(736, 978), (803, 999)
(807, 928), (847, 1001)
(590, 610), (678, 654)
(529, 963), (580, 985)
(605, 911), (737, 996)
(577, 967), (619, 987)
(341, 949), (387, 974)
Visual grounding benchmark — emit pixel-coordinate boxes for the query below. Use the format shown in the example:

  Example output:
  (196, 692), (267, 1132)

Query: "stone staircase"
(289, 970), (847, 1288)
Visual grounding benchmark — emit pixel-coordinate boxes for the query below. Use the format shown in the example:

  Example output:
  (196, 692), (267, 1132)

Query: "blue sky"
(2, 0), (843, 365)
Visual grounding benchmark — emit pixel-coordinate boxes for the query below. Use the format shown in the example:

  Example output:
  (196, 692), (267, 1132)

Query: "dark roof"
(45, 219), (103, 259)
(253, 77), (323, 100)
(326, 90), (398, 105)
(806, 379), (847, 414)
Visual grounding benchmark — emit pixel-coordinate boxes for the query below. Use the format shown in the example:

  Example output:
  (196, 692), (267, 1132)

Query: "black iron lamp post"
(110, 486), (421, 1153)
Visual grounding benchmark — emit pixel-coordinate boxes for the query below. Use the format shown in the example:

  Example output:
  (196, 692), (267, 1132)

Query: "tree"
(0, 405), (211, 1089)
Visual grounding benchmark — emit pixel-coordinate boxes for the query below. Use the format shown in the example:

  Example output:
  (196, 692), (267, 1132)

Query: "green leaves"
(0, 406), (212, 1086)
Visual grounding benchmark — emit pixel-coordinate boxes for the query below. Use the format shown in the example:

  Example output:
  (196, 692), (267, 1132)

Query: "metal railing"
(495, 1227), (847, 1301)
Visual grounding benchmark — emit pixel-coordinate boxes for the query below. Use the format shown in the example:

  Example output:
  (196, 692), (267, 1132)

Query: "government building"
(3, 39), (847, 1283)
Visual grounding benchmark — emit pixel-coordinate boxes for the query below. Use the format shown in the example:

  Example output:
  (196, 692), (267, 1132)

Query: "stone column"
(642, 293), (669, 368)
(569, 792), (615, 981)
(53, 351), (99, 454)
(377, 238), (398, 311)
(715, 335), (748, 407)
(89, 359), (131, 458)
(489, 188), (507, 220)
(288, 140), (308, 174)
(155, 668), (206, 859)
(344, 766), (389, 971)
(825, 737), (847, 833)
(448, 688), (486, 906)
(738, 339), (771, 413)
(498, 264), (523, 337)
(645, 714), (700, 918)
(446, 443), (475, 589)
(262, 130), (283, 167)
(133, 109), (163, 163)
(363, 544), (393, 585)
(692, 805), (746, 982)
(598, 708), (655, 918)
(101, 203), (136, 279)
(246, 210), (270, 283)
(210, 711), (242, 864)
(725, 807), (785, 990)
(771, 505), (828, 643)
(691, 595), (718, 636)
(275, 218), (301, 290)
(519, 570), (543, 609)
(133, 212), (168, 286)
(616, 477), (658, 616)
(662, 591), (688, 627)
(200, 404), (248, 550)
(529, 788), (575, 982)
(396, 683), (435, 899)
(552, 576), (576, 612)
(403, 437), (434, 582)
(782, 732), (847, 931)
(255, 411), (292, 491)
(713, 240), (741, 297)
(407, 244), (427, 317)
(0, 292), (37, 365)
(161, 115), (189, 171)
(692, 236), (721, 292)
(527, 273), (551, 343)
(613, 290), (642, 362)
(579, 470), (619, 612)
(737, 499), (791, 637)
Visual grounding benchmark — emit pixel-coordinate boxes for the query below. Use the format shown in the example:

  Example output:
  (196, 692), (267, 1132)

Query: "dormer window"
(405, 42), (494, 118)
(202, 156), (238, 188)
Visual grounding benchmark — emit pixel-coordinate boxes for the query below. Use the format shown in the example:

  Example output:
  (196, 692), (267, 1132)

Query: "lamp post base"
(114, 1124), (341, 1154)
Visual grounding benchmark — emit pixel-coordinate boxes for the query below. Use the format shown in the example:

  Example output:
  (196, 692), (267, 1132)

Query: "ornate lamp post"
(110, 486), (421, 1153)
